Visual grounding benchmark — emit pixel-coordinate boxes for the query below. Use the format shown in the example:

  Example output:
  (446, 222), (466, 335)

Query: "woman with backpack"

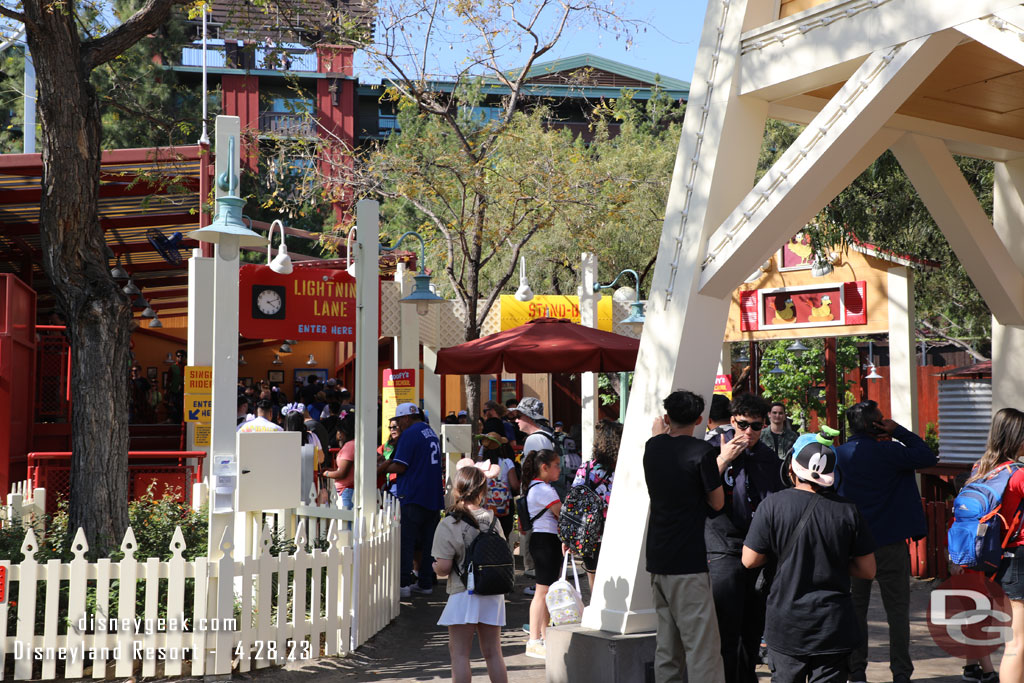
(431, 463), (509, 683)
(522, 448), (563, 660)
(966, 408), (1024, 683)
(570, 419), (622, 590)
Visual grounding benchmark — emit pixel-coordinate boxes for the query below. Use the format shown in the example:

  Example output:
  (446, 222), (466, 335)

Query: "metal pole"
(22, 41), (35, 154)
(825, 337), (838, 428)
(354, 200), (380, 514)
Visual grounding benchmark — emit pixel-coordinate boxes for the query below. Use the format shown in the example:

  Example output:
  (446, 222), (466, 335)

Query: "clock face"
(252, 285), (286, 320)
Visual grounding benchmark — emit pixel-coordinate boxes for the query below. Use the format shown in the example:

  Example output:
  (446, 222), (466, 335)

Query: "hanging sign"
(381, 369), (417, 445)
(739, 281), (867, 332)
(499, 295), (614, 331)
(239, 265), (356, 341)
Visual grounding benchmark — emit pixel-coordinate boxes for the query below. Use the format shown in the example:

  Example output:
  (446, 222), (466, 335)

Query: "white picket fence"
(1, 484), (45, 531)
(0, 494), (401, 680)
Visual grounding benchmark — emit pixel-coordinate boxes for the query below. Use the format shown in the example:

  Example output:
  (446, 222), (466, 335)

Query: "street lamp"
(379, 231), (445, 316)
(593, 268), (646, 334)
(267, 219), (294, 275)
(515, 256), (534, 302)
(787, 339), (809, 355)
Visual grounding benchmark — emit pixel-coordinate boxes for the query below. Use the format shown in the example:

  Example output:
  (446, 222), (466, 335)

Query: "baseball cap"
(790, 433), (837, 488)
(394, 402), (420, 418)
(515, 397), (545, 421)
(475, 431), (509, 450)
(457, 410), (468, 417)
(326, 378), (338, 386)
(554, 420), (564, 427)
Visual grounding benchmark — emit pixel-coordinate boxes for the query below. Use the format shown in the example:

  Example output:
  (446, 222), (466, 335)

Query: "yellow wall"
(724, 247), (894, 342)
(780, 0), (832, 18)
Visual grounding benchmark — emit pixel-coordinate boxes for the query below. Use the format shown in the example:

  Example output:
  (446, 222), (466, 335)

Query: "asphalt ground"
(227, 571), (970, 683)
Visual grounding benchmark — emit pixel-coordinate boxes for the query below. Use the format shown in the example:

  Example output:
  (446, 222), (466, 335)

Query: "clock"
(252, 285), (286, 320)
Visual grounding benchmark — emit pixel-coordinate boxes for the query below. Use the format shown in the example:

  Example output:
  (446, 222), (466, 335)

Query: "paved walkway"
(234, 573), (970, 682)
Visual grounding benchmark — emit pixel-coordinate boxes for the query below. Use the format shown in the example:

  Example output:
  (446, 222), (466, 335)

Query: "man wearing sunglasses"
(705, 393), (786, 683)
(835, 400), (935, 683)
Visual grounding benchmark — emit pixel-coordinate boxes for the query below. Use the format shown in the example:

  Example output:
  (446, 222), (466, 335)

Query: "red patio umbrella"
(434, 317), (639, 374)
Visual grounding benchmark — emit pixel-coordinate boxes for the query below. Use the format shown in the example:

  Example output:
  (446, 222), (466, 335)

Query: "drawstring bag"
(545, 553), (584, 626)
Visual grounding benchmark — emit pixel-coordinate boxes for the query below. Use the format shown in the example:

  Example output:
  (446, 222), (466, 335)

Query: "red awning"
(434, 317), (640, 374)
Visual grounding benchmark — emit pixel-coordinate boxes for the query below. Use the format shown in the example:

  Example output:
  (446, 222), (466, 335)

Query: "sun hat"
(456, 457), (500, 479)
(790, 433), (837, 488)
(514, 397), (545, 422)
(475, 431), (509, 450)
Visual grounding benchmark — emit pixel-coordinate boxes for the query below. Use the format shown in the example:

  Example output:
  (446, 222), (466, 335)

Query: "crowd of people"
(147, 356), (1024, 683)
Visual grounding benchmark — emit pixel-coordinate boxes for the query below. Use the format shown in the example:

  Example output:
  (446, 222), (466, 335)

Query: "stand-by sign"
(239, 265), (356, 341)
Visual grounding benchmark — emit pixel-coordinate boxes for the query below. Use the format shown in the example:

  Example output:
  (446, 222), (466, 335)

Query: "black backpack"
(459, 516), (515, 595)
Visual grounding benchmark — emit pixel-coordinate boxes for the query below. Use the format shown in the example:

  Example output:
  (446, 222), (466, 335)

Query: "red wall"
(0, 275), (36, 494)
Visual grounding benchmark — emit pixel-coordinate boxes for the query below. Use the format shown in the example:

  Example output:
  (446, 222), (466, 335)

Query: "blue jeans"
(339, 488), (353, 510)
(400, 503), (439, 589)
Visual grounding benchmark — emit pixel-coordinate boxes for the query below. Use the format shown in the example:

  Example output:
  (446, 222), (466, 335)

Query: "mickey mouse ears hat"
(791, 433), (837, 488)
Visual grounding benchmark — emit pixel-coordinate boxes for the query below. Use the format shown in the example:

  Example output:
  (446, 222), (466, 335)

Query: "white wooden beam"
(993, 158), (1024, 272)
(739, 0), (1015, 100)
(699, 32), (959, 298)
(892, 133), (1024, 324)
(956, 7), (1024, 69)
(768, 96), (1024, 161)
(584, 0), (768, 637)
(887, 267), (918, 430)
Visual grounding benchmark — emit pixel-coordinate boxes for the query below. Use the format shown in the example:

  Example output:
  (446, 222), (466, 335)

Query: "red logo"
(928, 571), (1011, 659)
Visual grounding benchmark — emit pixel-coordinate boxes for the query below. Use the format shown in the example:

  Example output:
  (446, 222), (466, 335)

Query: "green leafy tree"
(758, 338), (861, 430)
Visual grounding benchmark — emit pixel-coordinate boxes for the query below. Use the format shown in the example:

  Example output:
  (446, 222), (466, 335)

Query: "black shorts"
(529, 532), (562, 586)
(998, 550), (1024, 600)
(582, 542), (602, 573)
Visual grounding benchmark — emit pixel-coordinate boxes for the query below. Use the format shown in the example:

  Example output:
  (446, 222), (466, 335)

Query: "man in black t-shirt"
(706, 393), (786, 683)
(742, 434), (876, 683)
(644, 390), (725, 683)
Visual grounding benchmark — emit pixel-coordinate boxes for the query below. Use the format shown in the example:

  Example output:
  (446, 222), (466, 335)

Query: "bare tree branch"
(81, 0), (183, 69)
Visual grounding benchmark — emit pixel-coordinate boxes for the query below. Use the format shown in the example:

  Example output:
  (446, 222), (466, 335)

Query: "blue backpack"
(948, 462), (1024, 572)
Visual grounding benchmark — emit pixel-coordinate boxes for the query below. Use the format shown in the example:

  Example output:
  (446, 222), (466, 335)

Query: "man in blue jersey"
(378, 402), (444, 598)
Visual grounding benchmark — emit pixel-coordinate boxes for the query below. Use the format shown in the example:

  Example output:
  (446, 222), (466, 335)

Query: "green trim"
(358, 81), (687, 100)
(515, 53), (690, 93)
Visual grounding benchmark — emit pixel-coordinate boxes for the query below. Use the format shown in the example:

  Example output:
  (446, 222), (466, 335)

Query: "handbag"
(545, 553), (585, 626)
(754, 494), (821, 597)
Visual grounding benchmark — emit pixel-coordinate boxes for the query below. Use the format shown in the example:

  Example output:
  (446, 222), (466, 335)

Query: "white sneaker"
(400, 585), (412, 599)
(525, 639), (546, 660)
(523, 585), (536, 596)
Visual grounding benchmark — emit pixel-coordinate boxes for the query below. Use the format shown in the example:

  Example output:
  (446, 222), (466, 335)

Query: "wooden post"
(825, 337), (838, 428)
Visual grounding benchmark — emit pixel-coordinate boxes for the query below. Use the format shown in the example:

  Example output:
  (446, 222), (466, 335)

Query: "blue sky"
(355, 1), (709, 86)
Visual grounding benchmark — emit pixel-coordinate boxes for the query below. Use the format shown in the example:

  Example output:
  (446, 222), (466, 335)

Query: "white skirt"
(437, 590), (506, 627)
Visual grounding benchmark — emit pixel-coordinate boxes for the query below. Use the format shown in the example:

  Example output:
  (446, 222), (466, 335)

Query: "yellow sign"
(499, 295), (614, 331)
(185, 395), (212, 422)
(185, 366), (213, 395)
(714, 374), (733, 400)
(193, 423), (211, 447)
(381, 369), (417, 445)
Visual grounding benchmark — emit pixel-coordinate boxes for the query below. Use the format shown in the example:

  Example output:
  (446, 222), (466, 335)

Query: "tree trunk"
(25, 5), (131, 556)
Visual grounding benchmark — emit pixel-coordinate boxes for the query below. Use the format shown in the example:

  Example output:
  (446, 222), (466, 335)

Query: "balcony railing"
(180, 46), (317, 71)
(259, 111), (316, 137)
